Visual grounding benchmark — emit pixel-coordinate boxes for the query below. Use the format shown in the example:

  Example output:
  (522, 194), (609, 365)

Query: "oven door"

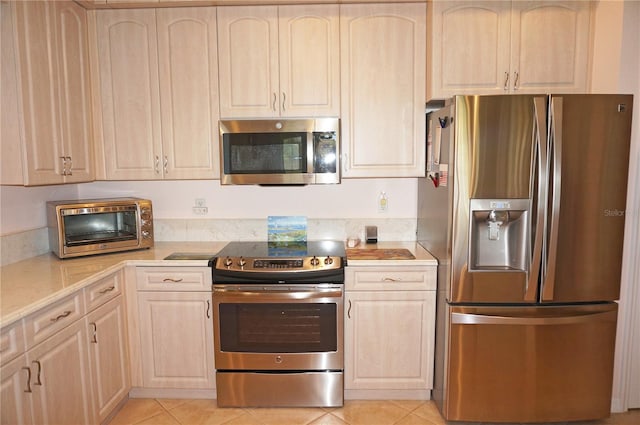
(213, 284), (343, 371)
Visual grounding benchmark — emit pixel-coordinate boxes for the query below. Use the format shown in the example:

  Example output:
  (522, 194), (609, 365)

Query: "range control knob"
(324, 256), (334, 265)
(310, 256), (320, 266)
(238, 257), (246, 267)
(224, 257), (233, 267)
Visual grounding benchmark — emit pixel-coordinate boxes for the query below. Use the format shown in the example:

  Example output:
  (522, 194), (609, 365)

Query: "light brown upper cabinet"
(1, 1), (94, 186)
(217, 4), (340, 118)
(427, 1), (593, 100)
(340, 3), (426, 178)
(93, 7), (220, 180)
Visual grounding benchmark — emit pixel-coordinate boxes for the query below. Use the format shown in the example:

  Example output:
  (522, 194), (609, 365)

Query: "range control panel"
(213, 256), (343, 272)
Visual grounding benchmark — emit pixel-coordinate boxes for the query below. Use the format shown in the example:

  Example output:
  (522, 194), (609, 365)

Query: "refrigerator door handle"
(542, 97), (563, 301)
(527, 97), (548, 302)
(451, 309), (617, 326)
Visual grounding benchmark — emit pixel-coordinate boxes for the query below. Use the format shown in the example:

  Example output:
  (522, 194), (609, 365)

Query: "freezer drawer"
(443, 303), (617, 423)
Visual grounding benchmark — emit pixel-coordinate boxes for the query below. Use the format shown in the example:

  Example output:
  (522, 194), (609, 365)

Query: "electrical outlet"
(192, 206), (208, 215)
(195, 198), (206, 207)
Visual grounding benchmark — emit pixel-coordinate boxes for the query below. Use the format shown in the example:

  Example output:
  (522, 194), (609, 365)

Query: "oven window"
(223, 133), (307, 174)
(218, 303), (337, 353)
(63, 211), (138, 246)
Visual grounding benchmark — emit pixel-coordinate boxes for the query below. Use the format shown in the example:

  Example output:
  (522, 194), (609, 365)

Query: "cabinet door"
(27, 320), (95, 425)
(86, 296), (130, 424)
(344, 291), (435, 390)
(13, 1), (64, 185)
(51, 0), (94, 183)
(137, 291), (215, 389)
(157, 7), (220, 179)
(217, 6), (278, 118)
(340, 3), (426, 178)
(427, 1), (511, 99)
(1, 355), (33, 425)
(95, 8), (162, 180)
(278, 4), (340, 117)
(510, 1), (591, 94)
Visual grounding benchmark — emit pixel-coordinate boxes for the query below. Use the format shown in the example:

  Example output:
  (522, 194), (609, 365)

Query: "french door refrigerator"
(417, 94), (633, 423)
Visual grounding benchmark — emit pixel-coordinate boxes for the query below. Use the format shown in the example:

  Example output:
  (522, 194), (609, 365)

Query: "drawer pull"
(206, 300), (211, 319)
(32, 360), (42, 385)
(162, 278), (183, 283)
(348, 300), (352, 319)
(50, 310), (72, 322)
(98, 285), (115, 294)
(22, 367), (32, 393)
(382, 277), (400, 282)
(90, 322), (98, 343)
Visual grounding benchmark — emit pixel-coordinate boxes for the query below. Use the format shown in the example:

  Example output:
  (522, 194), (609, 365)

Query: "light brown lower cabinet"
(27, 320), (95, 425)
(86, 295), (130, 423)
(137, 290), (215, 389)
(1, 354), (33, 425)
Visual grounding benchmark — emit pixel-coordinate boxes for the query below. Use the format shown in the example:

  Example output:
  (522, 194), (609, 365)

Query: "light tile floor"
(108, 398), (640, 425)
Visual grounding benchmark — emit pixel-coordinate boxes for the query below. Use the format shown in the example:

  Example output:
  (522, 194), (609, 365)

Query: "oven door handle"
(213, 287), (343, 300)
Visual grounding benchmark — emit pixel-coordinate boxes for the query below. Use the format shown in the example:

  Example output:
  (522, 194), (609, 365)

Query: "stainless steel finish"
(444, 303), (617, 423)
(418, 94), (633, 423)
(212, 255), (343, 273)
(545, 95), (632, 302)
(543, 96), (563, 301)
(216, 371), (343, 407)
(212, 284), (343, 371)
(219, 118), (340, 185)
(450, 95), (537, 304)
(529, 96), (548, 302)
(47, 197), (154, 258)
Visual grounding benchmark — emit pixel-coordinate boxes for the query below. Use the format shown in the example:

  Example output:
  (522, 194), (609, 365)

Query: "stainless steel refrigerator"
(417, 94), (633, 423)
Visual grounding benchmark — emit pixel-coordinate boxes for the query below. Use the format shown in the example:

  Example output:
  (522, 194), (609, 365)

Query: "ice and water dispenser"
(469, 199), (529, 272)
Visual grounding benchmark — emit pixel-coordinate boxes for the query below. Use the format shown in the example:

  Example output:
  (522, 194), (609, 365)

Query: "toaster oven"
(47, 198), (154, 258)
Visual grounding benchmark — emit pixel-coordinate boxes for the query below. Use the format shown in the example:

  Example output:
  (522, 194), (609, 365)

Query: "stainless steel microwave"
(219, 118), (340, 185)
(47, 198), (154, 258)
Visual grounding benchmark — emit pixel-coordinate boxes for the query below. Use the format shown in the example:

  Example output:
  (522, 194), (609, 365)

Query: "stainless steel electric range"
(208, 241), (346, 407)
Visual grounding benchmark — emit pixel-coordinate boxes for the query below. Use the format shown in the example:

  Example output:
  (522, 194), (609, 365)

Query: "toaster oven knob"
(310, 256), (320, 266)
(141, 230), (151, 238)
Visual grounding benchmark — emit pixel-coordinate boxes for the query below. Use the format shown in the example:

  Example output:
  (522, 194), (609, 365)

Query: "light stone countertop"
(1, 241), (436, 328)
(0, 241), (226, 327)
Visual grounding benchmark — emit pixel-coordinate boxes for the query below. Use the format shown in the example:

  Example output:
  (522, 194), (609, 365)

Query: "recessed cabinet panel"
(428, 0), (592, 100)
(137, 291), (215, 389)
(95, 8), (162, 180)
(340, 3), (426, 177)
(157, 7), (219, 179)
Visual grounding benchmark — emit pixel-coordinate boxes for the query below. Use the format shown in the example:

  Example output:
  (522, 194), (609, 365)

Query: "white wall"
(0, 184), (78, 234)
(0, 178), (417, 234)
(76, 179), (418, 220)
(612, 0), (640, 411)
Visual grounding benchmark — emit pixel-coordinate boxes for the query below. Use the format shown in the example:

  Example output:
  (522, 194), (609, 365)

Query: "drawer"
(0, 320), (25, 366)
(346, 266), (437, 291)
(84, 270), (123, 312)
(24, 291), (85, 349)
(136, 267), (212, 291)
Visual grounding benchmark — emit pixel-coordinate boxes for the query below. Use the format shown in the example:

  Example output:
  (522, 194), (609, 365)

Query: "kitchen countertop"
(0, 241), (436, 327)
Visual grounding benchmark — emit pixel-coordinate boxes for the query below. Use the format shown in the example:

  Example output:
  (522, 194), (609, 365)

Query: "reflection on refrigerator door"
(444, 303), (618, 423)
